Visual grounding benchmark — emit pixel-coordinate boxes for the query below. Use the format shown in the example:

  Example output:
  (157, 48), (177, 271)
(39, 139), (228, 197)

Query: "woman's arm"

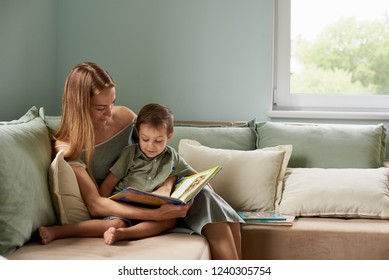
(72, 166), (189, 221)
(99, 172), (120, 197)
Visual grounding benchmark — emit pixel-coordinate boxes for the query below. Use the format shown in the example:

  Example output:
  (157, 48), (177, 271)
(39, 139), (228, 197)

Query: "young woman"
(47, 62), (242, 259)
(53, 62), (189, 222)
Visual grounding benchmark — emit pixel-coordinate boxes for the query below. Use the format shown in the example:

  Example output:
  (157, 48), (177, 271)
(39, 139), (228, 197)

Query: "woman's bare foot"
(104, 227), (121, 245)
(39, 227), (55, 245)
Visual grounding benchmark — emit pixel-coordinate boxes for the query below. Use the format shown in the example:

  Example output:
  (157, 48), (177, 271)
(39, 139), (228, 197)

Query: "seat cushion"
(7, 233), (210, 260)
(242, 217), (389, 259)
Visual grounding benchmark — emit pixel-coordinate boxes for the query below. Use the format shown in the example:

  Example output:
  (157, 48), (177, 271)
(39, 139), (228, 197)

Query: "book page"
(171, 174), (207, 201)
(171, 166), (220, 202)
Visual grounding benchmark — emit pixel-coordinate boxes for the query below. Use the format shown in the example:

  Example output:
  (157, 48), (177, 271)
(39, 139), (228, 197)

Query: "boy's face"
(138, 123), (173, 158)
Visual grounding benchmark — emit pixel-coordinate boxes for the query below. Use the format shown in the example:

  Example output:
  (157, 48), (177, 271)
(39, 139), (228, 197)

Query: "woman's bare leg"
(201, 222), (240, 260)
(229, 222), (242, 259)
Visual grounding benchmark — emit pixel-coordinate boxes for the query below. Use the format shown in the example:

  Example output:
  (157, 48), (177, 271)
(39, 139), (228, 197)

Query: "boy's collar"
(134, 144), (171, 160)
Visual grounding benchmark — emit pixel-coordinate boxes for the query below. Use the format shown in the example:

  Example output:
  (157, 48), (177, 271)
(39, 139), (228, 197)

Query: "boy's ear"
(167, 132), (174, 140)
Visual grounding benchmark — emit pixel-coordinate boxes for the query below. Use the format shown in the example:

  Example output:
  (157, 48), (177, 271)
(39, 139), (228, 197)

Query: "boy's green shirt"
(110, 144), (194, 193)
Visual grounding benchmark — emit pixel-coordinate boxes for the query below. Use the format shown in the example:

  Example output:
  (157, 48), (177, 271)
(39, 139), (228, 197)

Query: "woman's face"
(90, 87), (116, 129)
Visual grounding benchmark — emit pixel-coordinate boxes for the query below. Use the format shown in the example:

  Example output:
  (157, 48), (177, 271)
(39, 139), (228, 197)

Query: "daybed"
(2, 106), (389, 260)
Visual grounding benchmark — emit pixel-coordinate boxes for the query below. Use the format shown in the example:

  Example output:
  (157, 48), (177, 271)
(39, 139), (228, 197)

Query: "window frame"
(270, 0), (389, 120)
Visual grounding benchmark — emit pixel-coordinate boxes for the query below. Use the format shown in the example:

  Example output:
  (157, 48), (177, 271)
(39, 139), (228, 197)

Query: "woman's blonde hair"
(55, 62), (115, 178)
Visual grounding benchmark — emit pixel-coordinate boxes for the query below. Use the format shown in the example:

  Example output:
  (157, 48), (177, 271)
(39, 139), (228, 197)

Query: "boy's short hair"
(136, 103), (174, 134)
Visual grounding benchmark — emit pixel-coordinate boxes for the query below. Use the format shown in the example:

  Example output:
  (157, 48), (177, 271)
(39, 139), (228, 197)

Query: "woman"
(54, 62), (242, 259)
(55, 62), (188, 222)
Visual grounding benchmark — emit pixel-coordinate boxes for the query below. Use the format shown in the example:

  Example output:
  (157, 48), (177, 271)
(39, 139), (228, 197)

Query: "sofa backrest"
(170, 120), (387, 168)
(255, 122), (386, 168)
(169, 124), (257, 152)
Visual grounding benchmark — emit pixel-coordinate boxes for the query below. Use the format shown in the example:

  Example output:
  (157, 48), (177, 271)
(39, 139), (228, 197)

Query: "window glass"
(273, 0), (389, 117)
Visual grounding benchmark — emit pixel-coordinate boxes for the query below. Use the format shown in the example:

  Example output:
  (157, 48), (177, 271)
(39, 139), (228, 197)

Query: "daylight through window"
(272, 0), (389, 119)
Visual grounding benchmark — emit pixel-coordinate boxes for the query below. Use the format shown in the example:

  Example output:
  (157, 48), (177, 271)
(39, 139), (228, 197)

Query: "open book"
(109, 166), (222, 206)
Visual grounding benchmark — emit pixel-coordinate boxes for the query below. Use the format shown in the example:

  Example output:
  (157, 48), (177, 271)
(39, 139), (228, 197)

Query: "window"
(271, 0), (389, 119)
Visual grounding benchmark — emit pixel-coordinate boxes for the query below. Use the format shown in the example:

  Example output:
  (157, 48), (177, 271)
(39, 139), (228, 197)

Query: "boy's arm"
(152, 176), (177, 196)
(99, 172), (121, 197)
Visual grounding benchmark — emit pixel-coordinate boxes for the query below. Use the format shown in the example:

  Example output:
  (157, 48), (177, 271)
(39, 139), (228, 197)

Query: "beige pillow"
(49, 150), (91, 224)
(278, 168), (389, 218)
(178, 139), (292, 211)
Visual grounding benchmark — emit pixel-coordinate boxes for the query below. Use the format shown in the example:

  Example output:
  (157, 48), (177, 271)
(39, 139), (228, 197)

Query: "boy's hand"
(151, 187), (170, 197)
(152, 175), (176, 197)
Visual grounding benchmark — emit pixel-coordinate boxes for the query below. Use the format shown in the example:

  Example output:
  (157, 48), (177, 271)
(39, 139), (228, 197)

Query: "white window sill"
(268, 109), (389, 120)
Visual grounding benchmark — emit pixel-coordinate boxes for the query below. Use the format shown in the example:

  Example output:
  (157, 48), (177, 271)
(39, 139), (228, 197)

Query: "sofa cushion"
(7, 233), (210, 260)
(278, 167), (389, 218)
(49, 150), (91, 224)
(0, 107), (56, 256)
(178, 139), (292, 211)
(242, 217), (389, 260)
(42, 115), (61, 135)
(169, 125), (257, 152)
(256, 122), (386, 168)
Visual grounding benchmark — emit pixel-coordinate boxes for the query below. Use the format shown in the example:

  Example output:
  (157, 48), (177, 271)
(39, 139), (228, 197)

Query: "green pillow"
(256, 122), (386, 168)
(0, 107), (56, 256)
(42, 115), (61, 135)
(169, 126), (257, 151)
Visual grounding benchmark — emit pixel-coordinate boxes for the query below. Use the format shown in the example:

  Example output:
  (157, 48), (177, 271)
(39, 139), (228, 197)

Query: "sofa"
(2, 106), (389, 260)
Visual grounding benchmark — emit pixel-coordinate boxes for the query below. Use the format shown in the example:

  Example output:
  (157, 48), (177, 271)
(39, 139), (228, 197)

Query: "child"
(97, 103), (197, 244)
(39, 103), (243, 259)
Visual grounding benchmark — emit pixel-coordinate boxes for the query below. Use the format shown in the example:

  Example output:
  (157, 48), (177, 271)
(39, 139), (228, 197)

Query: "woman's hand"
(153, 202), (192, 220)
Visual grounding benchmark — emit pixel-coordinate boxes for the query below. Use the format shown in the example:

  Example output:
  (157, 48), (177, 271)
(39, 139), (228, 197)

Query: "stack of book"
(237, 211), (296, 226)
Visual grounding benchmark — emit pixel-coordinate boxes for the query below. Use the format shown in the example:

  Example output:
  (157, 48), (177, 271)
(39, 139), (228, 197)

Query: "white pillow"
(278, 168), (389, 218)
(49, 150), (91, 224)
(178, 139), (292, 211)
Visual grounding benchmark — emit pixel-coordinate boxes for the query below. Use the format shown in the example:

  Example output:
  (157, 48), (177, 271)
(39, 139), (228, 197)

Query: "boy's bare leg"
(104, 219), (176, 245)
(39, 219), (126, 245)
(201, 222), (240, 260)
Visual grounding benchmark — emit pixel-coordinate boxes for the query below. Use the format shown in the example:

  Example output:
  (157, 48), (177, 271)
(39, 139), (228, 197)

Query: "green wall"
(1, 0), (388, 128)
(0, 0), (57, 120)
(55, 0), (271, 121)
(1, 0), (271, 121)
